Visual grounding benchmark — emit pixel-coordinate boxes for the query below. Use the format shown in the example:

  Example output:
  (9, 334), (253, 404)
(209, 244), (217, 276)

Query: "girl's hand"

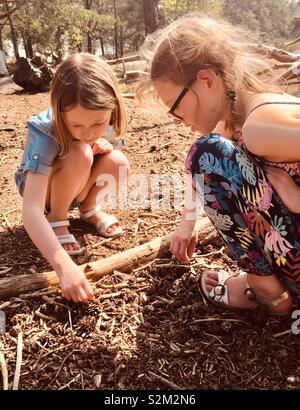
(59, 267), (94, 303)
(92, 138), (113, 155)
(265, 165), (300, 213)
(170, 219), (198, 263)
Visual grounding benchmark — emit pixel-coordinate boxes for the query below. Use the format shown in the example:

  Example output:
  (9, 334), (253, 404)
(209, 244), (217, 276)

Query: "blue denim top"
(15, 107), (124, 185)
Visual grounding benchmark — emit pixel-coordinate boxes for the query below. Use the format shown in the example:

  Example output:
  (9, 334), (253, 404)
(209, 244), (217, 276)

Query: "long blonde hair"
(50, 53), (128, 156)
(136, 14), (283, 134)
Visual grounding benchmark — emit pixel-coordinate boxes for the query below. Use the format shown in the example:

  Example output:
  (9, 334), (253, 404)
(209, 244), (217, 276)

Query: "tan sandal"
(200, 269), (291, 315)
(80, 204), (123, 238)
(49, 220), (84, 256)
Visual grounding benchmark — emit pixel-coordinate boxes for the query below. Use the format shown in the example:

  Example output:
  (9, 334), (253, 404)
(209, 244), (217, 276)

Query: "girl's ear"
(196, 68), (218, 89)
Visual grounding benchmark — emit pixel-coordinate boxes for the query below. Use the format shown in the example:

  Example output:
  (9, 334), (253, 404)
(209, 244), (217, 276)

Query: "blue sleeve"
(103, 125), (125, 149)
(22, 108), (60, 176)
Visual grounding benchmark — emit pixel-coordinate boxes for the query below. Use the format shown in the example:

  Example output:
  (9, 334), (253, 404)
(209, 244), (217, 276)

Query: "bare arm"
(242, 106), (300, 160)
(170, 175), (202, 262)
(22, 172), (93, 302)
(242, 104), (300, 213)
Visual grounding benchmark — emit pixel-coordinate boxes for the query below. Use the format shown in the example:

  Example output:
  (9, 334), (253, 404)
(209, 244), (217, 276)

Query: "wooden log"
(116, 70), (147, 82)
(0, 217), (217, 300)
(106, 54), (141, 65)
(255, 45), (299, 63)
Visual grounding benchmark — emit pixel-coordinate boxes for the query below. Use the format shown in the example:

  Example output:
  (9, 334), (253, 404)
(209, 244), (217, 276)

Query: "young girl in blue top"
(15, 53), (130, 303)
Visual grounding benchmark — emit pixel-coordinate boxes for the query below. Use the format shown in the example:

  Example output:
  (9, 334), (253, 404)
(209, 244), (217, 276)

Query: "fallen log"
(12, 56), (54, 92)
(106, 54), (141, 65)
(116, 70), (147, 82)
(0, 217), (217, 300)
(255, 44), (299, 63)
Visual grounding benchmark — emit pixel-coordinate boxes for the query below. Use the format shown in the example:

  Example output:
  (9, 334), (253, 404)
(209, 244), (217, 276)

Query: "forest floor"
(0, 76), (299, 390)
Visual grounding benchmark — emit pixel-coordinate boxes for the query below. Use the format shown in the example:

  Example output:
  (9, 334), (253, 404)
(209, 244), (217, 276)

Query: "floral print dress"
(185, 102), (300, 295)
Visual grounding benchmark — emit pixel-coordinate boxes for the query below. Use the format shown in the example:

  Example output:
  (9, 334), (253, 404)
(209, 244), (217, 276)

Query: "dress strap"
(246, 101), (300, 120)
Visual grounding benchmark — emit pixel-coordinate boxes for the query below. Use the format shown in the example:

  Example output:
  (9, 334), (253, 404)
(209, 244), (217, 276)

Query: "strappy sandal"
(80, 204), (123, 238)
(49, 220), (84, 256)
(200, 269), (291, 315)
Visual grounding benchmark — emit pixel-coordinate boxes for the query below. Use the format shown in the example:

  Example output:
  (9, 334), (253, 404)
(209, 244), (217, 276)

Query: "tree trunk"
(120, 24), (123, 57)
(113, 0), (118, 59)
(55, 26), (64, 58)
(5, 0), (19, 59)
(87, 30), (93, 53)
(22, 34), (29, 58)
(0, 218), (217, 299)
(0, 25), (4, 50)
(143, 0), (159, 35)
(99, 36), (105, 57)
(23, 34), (33, 59)
(27, 36), (33, 59)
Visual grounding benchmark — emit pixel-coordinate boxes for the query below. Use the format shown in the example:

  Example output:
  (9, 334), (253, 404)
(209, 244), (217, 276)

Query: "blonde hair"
(136, 14), (283, 134)
(50, 53), (128, 156)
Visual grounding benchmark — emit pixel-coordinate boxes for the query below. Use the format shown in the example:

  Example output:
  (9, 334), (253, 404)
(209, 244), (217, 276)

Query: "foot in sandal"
(80, 204), (122, 238)
(49, 220), (84, 256)
(201, 270), (292, 315)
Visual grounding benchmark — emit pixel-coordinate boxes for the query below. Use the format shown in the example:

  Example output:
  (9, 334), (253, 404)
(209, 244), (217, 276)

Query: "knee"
(69, 141), (94, 172)
(102, 150), (130, 175)
(195, 133), (235, 158)
(186, 133), (237, 177)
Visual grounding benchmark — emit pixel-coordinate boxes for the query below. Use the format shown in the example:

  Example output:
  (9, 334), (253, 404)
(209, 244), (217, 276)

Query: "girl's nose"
(82, 128), (91, 139)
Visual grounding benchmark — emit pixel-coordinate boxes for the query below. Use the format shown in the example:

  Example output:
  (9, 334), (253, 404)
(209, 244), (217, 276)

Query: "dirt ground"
(0, 77), (300, 391)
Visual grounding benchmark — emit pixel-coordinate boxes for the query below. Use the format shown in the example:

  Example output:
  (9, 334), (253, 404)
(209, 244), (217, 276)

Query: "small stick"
(1, 213), (13, 234)
(91, 237), (115, 249)
(148, 371), (183, 390)
(12, 332), (23, 390)
(144, 220), (180, 231)
(34, 310), (57, 322)
(0, 267), (13, 275)
(272, 329), (291, 338)
(0, 351), (8, 390)
(132, 260), (156, 273)
(95, 291), (122, 300)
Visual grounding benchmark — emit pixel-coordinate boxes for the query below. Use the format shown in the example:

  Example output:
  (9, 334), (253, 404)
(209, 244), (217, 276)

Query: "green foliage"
(0, 0), (297, 57)
(161, 0), (224, 21)
(223, 0), (295, 42)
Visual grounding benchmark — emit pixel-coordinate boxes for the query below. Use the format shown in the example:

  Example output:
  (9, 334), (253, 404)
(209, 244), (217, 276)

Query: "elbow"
(22, 202), (44, 227)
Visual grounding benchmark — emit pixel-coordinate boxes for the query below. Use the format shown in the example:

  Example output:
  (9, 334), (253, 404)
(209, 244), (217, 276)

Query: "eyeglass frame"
(167, 77), (197, 120)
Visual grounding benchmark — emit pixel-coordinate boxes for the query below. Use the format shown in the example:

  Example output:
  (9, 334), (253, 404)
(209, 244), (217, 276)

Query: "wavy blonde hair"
(136, 14), (283, 134)
(50, 53), (128, 156)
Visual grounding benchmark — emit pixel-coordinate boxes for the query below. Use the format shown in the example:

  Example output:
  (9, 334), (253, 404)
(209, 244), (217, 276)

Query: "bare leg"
(77, 150), (130, 235)
(46, 141), (93, 252)
(205, 272), (292, 313)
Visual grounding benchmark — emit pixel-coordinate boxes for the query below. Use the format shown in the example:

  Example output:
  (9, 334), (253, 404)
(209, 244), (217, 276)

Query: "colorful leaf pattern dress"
(185, 103), (300, 296)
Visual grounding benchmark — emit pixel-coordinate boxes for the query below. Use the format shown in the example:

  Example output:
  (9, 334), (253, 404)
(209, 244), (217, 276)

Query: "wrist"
(52, 252), (77, 277)
(181, 208), (198, 224)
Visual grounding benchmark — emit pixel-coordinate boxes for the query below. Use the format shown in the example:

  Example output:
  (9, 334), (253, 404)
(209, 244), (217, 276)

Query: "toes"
(205, 271), (219, 281)
(206, 277), (218, 287)
(63, 243), (80, 252)
(72, 242), (80, 250)
(106, 223), (119, 234)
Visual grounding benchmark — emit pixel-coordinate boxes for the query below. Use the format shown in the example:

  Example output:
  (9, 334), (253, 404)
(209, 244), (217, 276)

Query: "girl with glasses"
(136, 14), (300, 315)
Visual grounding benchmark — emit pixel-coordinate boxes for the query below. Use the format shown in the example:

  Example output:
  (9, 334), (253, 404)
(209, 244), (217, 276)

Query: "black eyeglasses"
(168, 78), (196, 120)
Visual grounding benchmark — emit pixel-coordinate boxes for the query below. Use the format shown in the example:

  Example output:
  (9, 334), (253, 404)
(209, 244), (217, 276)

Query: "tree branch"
(255, 44), (299, 63)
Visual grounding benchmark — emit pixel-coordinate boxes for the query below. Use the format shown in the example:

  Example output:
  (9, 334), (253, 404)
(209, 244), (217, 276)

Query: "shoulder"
(242, 93), (300, 156)
(27, 107), (54, 136)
